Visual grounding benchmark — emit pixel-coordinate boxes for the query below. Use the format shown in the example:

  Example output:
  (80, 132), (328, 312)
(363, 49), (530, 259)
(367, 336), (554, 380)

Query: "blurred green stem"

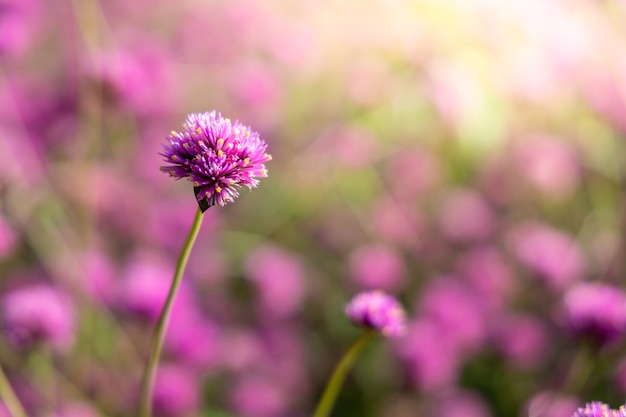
(562, 340), (596, 396)
(28, 347), (57, 414)
(139, 208), (204, 417)
(0, 363), (28, 417)
(312, 331), (375, 417)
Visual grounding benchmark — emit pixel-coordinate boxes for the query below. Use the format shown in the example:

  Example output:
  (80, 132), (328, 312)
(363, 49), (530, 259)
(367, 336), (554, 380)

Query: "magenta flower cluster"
(2, 285), (75, 351)
(160, 111), (271, 207)
(345, 290), (406, 337)
(572, 402), (626, 417)
(563, 283), (626, 345)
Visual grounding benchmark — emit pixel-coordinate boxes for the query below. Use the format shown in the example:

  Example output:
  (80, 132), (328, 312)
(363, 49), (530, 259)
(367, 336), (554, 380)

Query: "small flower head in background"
(160, 111), (271, 209)
(345, 290), (406, 337)
(525, 391), (578, 417)
(563, 283), (626, 345)
(152, 364), (200, 417)
(2, 284), (75, 351)
(572, 402), (626, 417)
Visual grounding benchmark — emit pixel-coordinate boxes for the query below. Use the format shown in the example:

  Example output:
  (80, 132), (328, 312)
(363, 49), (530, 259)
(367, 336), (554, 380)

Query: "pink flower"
(563, 282), (626, 345)
(438, 188), (494, 243)
(2, 284), (75, 351)
(244, 244), (307, 319)
(348, 243), (406, 291)
(418, 277), (487, 352)
(395, 319), (462, 392)
(160, 111), (271, 208)
(229, 375), (288, 417)
(513, 135), (580, 199)
(508, 222), (586, 289)
(491, 313), (549, 369)
(455, 247), (515, 313)
(153, 365), (200, 417)
(345, 290), (406, 337)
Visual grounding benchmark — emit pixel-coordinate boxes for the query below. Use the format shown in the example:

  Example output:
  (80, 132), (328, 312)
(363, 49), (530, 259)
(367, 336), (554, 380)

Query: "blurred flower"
(152, 364), (200, 417)
(563, 283), (626, 345)
(228, 61), (284, 130)
(370, 197), (422, 247)
(583, 59), (626, 134)
(345, 290), (406, 337)
(165, 303), (221, 369)
(395, 318), (462, 392)
(0, 0), (38, 59)
(384, 149), (441, 200)
(508, 222), (586, 289)
(244, 244), (306, 319)
(160, 111), (271, 207)
(220, 329), (264, 373)
(513, 136), (580, 200)
(85, 38), (179, 118)
(186, 240), (228, 288)
(456, 246), (515, 313)
(143, 197), (204, 251)
(229, 375), (288, 417)
(491, 313), (548, 369)
(348, 243), (406, 291)
(2, 284), (75, 351)
(118, 252), (177, 322)
(259, 326), (309, 396)
(418, 277), (487, 352)
(425, 60), (482, 130)
(318, 124), (378, 169)
(78, 249), (117, 305)
(428, 390), (493, 417)
(438, 188), (494, 244)
(526, 392), (578, 417)
(571, 402), (626, 417)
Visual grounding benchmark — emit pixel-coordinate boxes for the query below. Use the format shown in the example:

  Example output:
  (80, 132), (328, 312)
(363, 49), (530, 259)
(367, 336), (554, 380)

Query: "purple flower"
(438, 188), (494, 243)
(244, 244), (307, 319)
(508, 222), (586, 289)
(345, 290), (406, 337)
(395, 318), (461, 392)
(526, 392), (578, 417)
(118, 252), (174, 322)
(418, 277), (487, 352)
(492, 313), (549, 370)
(160, 111), (271, 207)
(152, 364), (200, 417)
(563, 283), (626, 345)
(229, 375), (288, 417)
(428, 390), (493, 417)
(348, 243), (406, 291)
(2, 284), (75, 351)
(165, 304), (221, 369)
(572, 402), (626, 417)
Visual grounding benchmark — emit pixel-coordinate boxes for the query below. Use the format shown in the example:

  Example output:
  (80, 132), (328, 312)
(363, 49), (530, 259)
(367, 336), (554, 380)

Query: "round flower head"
(2, 284), (75, 351)
(572, 402), (626, 417)
(160, 111), (271, 208)
(345, 290), (406, 337)
(563, 283), (626, 345)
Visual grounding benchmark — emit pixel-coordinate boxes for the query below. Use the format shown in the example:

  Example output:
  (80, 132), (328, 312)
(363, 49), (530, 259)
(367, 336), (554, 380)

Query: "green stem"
(0, 363), (28, 417)
(139, 208), (204, 417)
(562, 340), (596, 396)
(312, 331), (375, 417)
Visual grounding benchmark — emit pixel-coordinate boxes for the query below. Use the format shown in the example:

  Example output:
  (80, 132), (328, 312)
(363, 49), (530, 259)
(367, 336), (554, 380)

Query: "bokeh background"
(1, 0), (626, 416)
